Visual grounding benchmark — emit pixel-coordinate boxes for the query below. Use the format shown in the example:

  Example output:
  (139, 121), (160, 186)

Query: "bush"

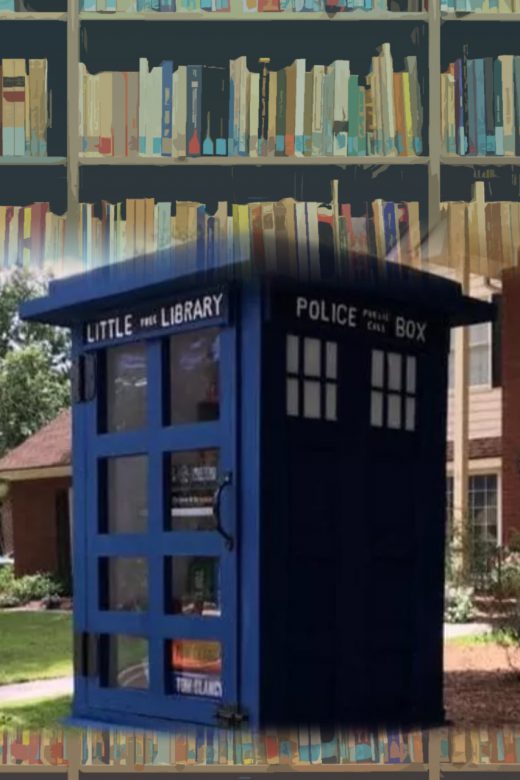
(489, 549), (520, 599)
(445, 584), (475, 623)
(0, 567), (64, 606)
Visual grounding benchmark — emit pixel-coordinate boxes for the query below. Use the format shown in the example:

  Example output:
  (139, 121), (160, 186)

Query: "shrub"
(489, 549), (520, 599)
(0, 568), (64, 606)
(445, 584), (475, 623)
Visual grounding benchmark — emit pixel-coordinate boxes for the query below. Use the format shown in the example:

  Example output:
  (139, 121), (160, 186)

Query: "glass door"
(82, 322), (238, 726)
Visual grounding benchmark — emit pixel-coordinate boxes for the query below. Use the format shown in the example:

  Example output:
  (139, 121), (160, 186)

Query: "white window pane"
(326, 342), (337, 380)
(405, 397), (416, 431)
(370, 391), (384, 427)
(325, 383), (337, 421)
(406, 356), (416, 394)
(371, 350), (384, 388)
(286, 335), (299, 374)
(387, 353), (402, 391)
(469, 322), (490, 346)
(387, 393), (401, 429)
(304, 338), (321, 377)
(303, 380), (321, 419)
(448, 352), (454, 390)
(286, 378), (299, 417)
(470, 344), (491, 386)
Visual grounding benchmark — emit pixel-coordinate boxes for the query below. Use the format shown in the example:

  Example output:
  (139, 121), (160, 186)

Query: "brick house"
(0, 408), (72, 584)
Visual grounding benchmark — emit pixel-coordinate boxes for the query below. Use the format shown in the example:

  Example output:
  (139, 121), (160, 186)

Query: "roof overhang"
(19, 253), (496, 330)
(0, 465), (71, 482)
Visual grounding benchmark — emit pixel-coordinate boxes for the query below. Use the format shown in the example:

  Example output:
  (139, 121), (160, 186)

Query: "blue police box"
(20, 254), (493, 731)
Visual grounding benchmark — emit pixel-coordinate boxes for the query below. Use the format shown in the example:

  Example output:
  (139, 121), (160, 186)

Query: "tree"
(0, 270), (71, 457)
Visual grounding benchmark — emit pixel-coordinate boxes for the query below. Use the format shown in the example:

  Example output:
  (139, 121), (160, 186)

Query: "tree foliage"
(0, 270), (70, 457)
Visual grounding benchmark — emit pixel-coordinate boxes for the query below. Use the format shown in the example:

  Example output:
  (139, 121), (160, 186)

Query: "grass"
(0, 612), (72, 684)
(446, 628), (519, 647)
(0, 696), (72, 730)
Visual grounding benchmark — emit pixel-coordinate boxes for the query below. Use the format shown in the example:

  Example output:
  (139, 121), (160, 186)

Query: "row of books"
(0, 194), (422, 272)
(442, 182), (520, 277)
(0, 203), (65, 269)
(441, 0), (520, 10)
(442, 51), (520, 157)
(0, 59), (48, 157)
(80, 48), (423, 159)
(5, 726), (520, 767)
(0, 1), (35, 9)
(0, 730), (68, 765)
(83, 728), (426, 766)
(439, 726), (520, 763)
(78, 195), (422, 272)
(80, 0), (424, 12)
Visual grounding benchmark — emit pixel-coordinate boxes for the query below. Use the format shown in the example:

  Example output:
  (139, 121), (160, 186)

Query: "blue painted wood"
(22, 258), (496, 730)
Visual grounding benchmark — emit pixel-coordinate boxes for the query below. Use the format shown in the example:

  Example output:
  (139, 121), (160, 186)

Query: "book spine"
(474, 58), (487, 155)
(333, 60), (349, 156)
(494, 57), (504, 155)
(294, 59), (306, 156)
(257, 58), (270, 157)
(187, 64), (202, 156)
(484, 57), (496, 154)
(467, 58), (477, 154)
(161, 60), (173, 156)
(515, 55), (520, 155)
(347, 74), (359, 155)
(275, 66), (286, 155)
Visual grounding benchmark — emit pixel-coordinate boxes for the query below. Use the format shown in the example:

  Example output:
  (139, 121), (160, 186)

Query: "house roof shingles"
(0, 408), (71, 474)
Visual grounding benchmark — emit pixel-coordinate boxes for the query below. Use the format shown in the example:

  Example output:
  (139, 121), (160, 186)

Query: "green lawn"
(0, 696), (72, 730)
(445, 629), (518, 647)
(0, 612), (73, 684)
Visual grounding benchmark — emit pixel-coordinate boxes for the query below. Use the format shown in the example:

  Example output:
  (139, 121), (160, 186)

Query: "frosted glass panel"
(387, 353), (402, 391)
(303, 380), (321, 418)
(406, 356), (417, 393)
(371, 391), (384, 427)
(326, 342), (337, 380)
(286, 335), (299, 374)
(286, 378), (299, 416)
(405, 397), (416, 431)
(325, 383), (337, 421)
(387, 393), (402, 429)
(371, 350), (384, 388)
(304, 338), (321, 377)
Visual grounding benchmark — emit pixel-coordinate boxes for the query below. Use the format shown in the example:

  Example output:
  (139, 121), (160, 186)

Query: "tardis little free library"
(21, 254), (493, 732)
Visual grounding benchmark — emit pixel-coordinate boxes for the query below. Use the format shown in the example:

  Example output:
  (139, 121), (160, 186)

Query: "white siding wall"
(428, 265), (502, 442)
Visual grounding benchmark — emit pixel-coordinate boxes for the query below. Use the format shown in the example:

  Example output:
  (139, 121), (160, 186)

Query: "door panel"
(80, 324), (238, 726)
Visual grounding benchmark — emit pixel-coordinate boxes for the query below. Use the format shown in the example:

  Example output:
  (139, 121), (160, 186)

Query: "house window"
(446, 474), (499, 556)
(370, 350), (416, 431)
(448, 319), (496, 389)
(286, 334), (337, 421)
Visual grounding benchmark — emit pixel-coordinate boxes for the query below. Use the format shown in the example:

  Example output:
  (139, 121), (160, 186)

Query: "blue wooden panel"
(76, 309), (240, 727)
(237, 282), (262, 729)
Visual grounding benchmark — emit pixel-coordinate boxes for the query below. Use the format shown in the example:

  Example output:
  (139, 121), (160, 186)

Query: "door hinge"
(216, 704), (248, 727)
(71, 353), (97, 404)
(74, 632), (98, 678)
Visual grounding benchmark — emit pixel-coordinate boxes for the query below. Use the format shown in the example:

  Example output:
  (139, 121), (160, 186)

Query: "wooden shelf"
(80, 765), (429, 773)
(0, 11), (66, 20)
(441, 11), (520, 19)
(0, 156), (66, 165)
(441, 765), (520, 772)
(79, 10), (427, 20)
(441, 155), (520, 165)
(79, 155), (429, 166)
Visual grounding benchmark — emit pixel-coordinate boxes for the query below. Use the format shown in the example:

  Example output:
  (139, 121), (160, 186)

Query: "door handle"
(212, 472), (234, 551)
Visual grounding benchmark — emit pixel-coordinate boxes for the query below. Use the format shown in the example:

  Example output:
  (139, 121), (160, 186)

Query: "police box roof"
(20, 251), (494, 329)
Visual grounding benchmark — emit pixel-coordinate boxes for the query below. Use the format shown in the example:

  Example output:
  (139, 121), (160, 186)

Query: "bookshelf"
(0, 0), (518, 276)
